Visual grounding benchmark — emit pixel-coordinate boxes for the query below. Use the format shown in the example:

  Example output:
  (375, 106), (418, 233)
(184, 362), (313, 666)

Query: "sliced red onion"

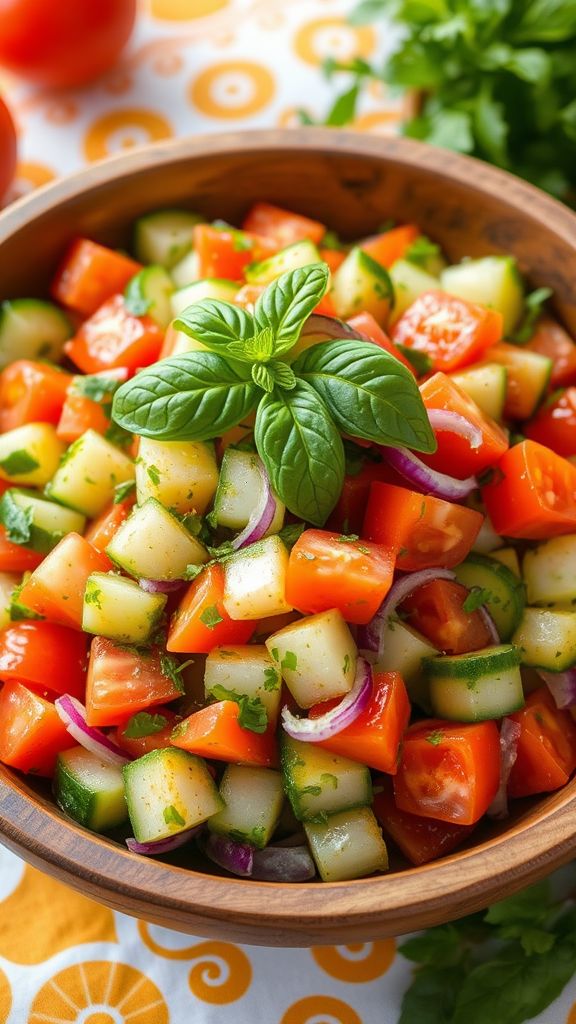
(538, 669), (576, 709)
(477, 604), (501, 644)
(281, 657), (372, 743)
(381, 445), (478, 500)
(139, 578), (187, 594)
(126, 824), (202, 856)
(55, 695), (130, 766)
(251, 845), (316, 882)
(232, 458), (277, 549)
(358, 569), (456, 654)
(203, 833), (254, 877)
(487, 718), (521, 820)
(427, 409), (483, 450)
(299, 314), (365, 343)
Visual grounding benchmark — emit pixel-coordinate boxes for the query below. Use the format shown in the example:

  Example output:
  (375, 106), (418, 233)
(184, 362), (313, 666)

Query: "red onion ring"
(203, 833), (254, 877)
(427, 409), (483, 450)
(251, 845), (316, 882)
(487, 718), (521, 820)
(537, 669), (576, 709)
(281, 657), (372, 742)
(126, 825), (203, 856)
(232, 459), (277, 550)
(298, 313), (365, 343)
(358, 569), (456, 654)
(55, 695), (130, 766)
(139, 578), (187, 594)
(381, 445), (478, 500)
(478, 604), (501, 644)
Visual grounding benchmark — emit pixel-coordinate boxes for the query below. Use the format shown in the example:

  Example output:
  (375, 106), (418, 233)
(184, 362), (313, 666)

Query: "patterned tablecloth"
(1, 2), (576, 1022)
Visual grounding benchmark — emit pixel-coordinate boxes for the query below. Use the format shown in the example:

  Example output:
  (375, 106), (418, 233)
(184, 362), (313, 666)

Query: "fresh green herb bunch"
(316, 0), (576, 201)
(112, 263), (435, 526)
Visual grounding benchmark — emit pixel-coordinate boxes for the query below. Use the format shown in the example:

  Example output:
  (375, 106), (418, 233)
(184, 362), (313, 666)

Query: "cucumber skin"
(424, 644), (520, 680)
(54, 755), (128, 832)
(454, 552), (526, 641)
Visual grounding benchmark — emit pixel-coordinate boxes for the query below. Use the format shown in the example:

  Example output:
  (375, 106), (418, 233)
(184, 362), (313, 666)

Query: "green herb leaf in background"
(0, 491), (33, 545)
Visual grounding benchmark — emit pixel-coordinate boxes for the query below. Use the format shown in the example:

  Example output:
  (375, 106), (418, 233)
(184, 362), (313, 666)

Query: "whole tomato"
(0, 0), (137, 89)
(0, 96), (17, 202)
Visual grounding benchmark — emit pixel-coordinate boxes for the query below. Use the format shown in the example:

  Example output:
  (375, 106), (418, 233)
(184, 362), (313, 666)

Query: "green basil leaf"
(112, 352), (259, 441)
(271, 362), (297, 390)
(254, 263), (330, 355)
(399, 965), (460, 1024)
(251, 363), (275, 393)
(174, 299), (254, 355)
(294, 339), (436, 452)
(254, 381), (344, 526)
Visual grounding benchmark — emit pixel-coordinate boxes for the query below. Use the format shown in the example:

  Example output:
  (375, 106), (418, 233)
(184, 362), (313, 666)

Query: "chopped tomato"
(525, 388), (576, 457)
(84, 497), (134, 553)
(0, 621), (88, 700)
(526, 316), (576, 389)
(400, 579), (493, 655)
(394, 718), (500, 825)
(193, 223), (275, 281)
(309, 671), (410, 773)
(242, 202), (325, 247)
(171, 699), (277, 767)
(482, 439), (576, 540)
(56, 367), (129, 443)
(0, 681), (75, 776)
(0, 360), (72, 432)
(392, 291), (503, 373)
(286, 529), (395, 625)
(326, 460), (401, 535)
(373, 780), (475, 865)
(0, 525), (44, 572)
(111, 707), (181, 758)
(419, 372), (509, 477)
(347, 311), (416, 375)
(51, 238), (141, 316)
(85, 637), (184, 726)
(363, 482), (483, 571)
(314, 291), (337, 317)
(319, 248), (346, 273)
(17, 533), (111, 629)
(507, 687), (576, 797)
(64, 294), (164, 374)
(234, 284), (265, 310)
(167, 564), (256, 654)
(360, 224), (420, 268)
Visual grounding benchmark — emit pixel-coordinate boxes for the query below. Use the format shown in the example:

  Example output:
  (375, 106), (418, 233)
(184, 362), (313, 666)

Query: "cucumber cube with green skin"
(106, 498), (209, 581)
(450, 363), (507, 422)
(135, 437), (218, 516)
(266, 609), (357, 708)
(245, 239), (322, 285)
(208, 765), (284, 848)
(170, 278), (239, 318)
(374, 619), (437, 712)
(0, 571), (19, 631)
(204, 645), (282, 726)
(523, 535), (576, 608)
(223, 535), (292, 621)
(491, 547), (521, 577)
(0, 423), (65, 487)
(389, 259), (440, 323)
(46, 428), (135, 518)
(55, 747), (128, 832)
(5, 489), (86, 555)
(512, 608), (576, 671)
(124, 265), (174, 329)
(441, 256), (524, 335)
(281, 734), (372, 823)
(123, 746), (223, 843)
(304, 808), (388, 882)
(331, 247), (394, 324)
(171, 250), (201, 289)
(82, 572), (166, 644)
(425, 644), (524, 722)
(133, 209), (203, 268)
(0, 298), (72, 369)
(213, 448), (285, 532)
(454, 552), (525, 642)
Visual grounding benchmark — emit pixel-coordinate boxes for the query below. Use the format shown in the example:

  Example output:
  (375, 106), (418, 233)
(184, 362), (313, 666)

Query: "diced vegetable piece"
(51, 238), (141, 316)
(0, 299), (72, 370)
(0, 570), (18, 630)
(167, 564), (256, 654)
(373, 620), (437, 712)
(325, 460), (396, 536)
(112, 708), (181, 759)
(419, 372), (509, 477)
(170, 278), (238, 318)
(223, 536), (292, 620)
(392, 291), (502, 373)
(17, 532), (110, 629)
(471, 514), (504, 555)
(0, 621), (88, 700)
(361, 224), (420, 269)
(453, 552), (525, 641)
(524, 535), (576, 607)
(245, 239), (321, 285)
(55, 747), (128, 832)
(3, 489), (85, 555)
(449, 363), (507, 422)
(347, 311), (416, 374)
(388, 260), (440, 324)
(123, 747), (223, 843)
(526, 387), (576, 457)
(56, 367), (129, 444)
(266, 609), (357, 708)
(171, 249), (200, 289)
(400, 579), (494, 656)
(373, 782), (475, 866)
(490, 547), (521, 576)
(171, 700), (277, 767)
(281, 734), (372, 823)
(425, 644), (524, 722)
(135, 437), (218, 516)
(526, 316), (576, 389)
(304, 807), (388, 882)
(0, 526), (43, 573)
(394, 719), (500, 825)
(85, 636), (184, 726)
(107, 498), (208, 581)
(512, 607), (576, 671)
(194, 223), (274, 281)
(208, 765), (284, 848)
(484, 341), (551, 420)
(507, 687), (576, 797)
(64, 294), (164, 374)
(46, 429), (135, 518)
(84, 497), (134, 554)
(331, 247), (394, 324)
(482, 440), (576, 539)
(213, 449), (284, 532)
(204, 645), (282, 727)
(0, 359), (72, 432)
(82, 572), (166, 644)
(124, 265), (174, 329)
(0, 680), (75, 776)
(440, 256), (524, 335)
(242, 202), (326, 247)
(133, 208), (203, 268)
(0, 422), (65, 487)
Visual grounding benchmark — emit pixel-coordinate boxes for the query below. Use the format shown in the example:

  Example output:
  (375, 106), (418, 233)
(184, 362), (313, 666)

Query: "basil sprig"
(112, 262), (436, 525)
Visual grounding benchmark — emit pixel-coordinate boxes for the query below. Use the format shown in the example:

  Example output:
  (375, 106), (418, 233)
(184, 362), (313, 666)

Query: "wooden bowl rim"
(1, 128), (576, 937)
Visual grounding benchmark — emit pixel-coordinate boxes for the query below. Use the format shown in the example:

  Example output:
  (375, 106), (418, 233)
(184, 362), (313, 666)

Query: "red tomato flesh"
(525, 388), (576, 457)
(65, 294), (164, 374)
(167, 564), (256, 654)
(52, 239), (141, 317)
(171, 700), (278, 767)
(112, 708), (181, 759)
(242, 202), (326, 247)
(392, 291), (503, 373)
(419, 372), (509, 478)
(0, 680), (75, 776)
(526, 316), (576, 389)
(0, 360), (72, 432)
(400, 579), (493, 655)
(17, 533), (111, 630)
(85, 637), (184, 727)
(373, 781), (475, 865)
(507, 687), (576, 797)
(482, 439), (576, 539)
(0, 621), (88, 700)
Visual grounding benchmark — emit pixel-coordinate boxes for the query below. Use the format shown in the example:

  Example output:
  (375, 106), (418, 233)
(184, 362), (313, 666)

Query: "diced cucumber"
(123, 746), (223, 844)
(472, 514), (503, 555)
(170, 278), (238, 318)
(266, 609), (357, 708)
(0, 298), (72, 369)
(223, 535), (292, 620)
(82, 572), (166, 643)
(450, 363), (507, 422)
(281, 735), (372, 823)
(0, 423), (66, 487)
(204, 644), (282, 726)
(304, 807), (388, 882)
(54, 747), (128, 832)
(46, 429), (135, 518)
(454, 552), (525, 641)
(491, 547), (521, 577)
(4, 490), (86, 554)
(136, 437), (218, 516)
(124, 265), (174, 328)
(487, 342), (551, 420)
(331, 247), (394, 324)
(245, 240), (321, 285)
(388, 259), (440, 323)
(0, 571), (19, 631)
(171, 250), (200, 289)
(133, 208), (203, 268)
(213, 449), (284, 532)
(373, 619), (437, 711)
(523, 535), (576, 608)
(208, 765), (284, 848)
(106, 497), (208, 581)
(425, 644), (524, 722)
(441, 256), (524, 335)
(512, 607), (576, 670)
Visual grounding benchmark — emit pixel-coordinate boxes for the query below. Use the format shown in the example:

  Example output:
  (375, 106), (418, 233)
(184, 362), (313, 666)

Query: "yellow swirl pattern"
(311, 941), (396, 982)
(280, 995), (363, 1024)
(138, 924), (251, 1003)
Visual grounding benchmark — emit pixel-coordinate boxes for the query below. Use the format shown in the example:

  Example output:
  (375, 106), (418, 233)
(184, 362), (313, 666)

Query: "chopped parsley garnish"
(163, 804), (185, 827)
(123, 712), (168, 739)
(463, 587), (493, 614)
(209, 684), (268, 733)
(0, 450), (40, 476)
(200, 604), (224, 629)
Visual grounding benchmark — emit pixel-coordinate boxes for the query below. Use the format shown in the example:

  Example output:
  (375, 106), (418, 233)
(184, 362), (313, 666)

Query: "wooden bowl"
(1, 129), (576, 946)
